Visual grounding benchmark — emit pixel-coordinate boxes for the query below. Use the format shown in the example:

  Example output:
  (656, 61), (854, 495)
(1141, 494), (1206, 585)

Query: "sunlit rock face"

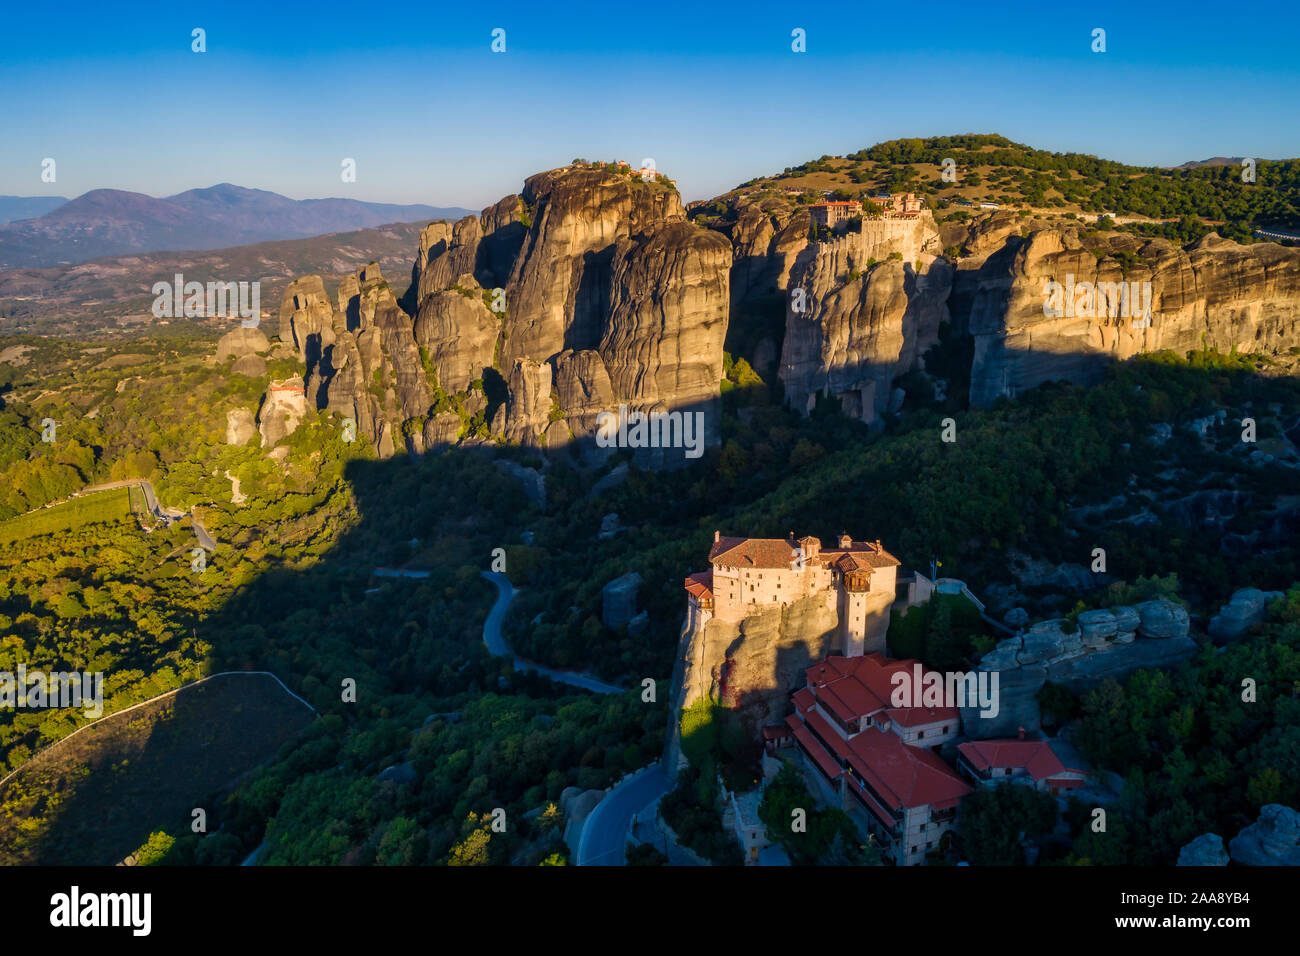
(968, 230), (1300, 406)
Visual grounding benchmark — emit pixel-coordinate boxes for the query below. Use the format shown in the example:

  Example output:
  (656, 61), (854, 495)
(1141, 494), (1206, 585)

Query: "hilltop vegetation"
(726, 134), (1300, 243)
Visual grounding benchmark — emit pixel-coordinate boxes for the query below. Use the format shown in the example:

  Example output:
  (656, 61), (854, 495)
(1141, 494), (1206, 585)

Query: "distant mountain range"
(0, 184), (472, 270)
(0, 195), (69, 224)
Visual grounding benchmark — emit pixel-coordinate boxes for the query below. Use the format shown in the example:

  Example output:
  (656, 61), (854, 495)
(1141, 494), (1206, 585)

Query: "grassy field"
(0, 673), (315, 865)
(0, 486), (133, 545)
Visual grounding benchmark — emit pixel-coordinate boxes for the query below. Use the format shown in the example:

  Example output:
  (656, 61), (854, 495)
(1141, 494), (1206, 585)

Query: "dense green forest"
(0, 320), (1295, 865)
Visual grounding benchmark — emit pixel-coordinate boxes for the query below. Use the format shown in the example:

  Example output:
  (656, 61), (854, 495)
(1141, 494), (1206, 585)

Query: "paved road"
(480, 571), (623, 694)
(78, 478), (213, 549)
(577, 764), (670, 866)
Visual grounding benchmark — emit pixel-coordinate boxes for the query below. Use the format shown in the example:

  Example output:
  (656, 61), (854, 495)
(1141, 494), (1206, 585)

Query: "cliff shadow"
(11, 439), (558, 865)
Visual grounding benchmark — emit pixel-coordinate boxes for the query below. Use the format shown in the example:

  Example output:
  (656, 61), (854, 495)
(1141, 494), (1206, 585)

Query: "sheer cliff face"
(413, 166), (730, 464)
(969, 230), (1300, 406)
(727, 200), (810, 305)
(282, 263), (424, 456)
(776, 213), (951, 423)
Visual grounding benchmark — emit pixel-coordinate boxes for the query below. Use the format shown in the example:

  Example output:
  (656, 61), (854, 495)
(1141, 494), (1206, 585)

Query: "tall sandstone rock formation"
(270, 165), (731, 465)
(269, 167), (1300, 462)
(777, 212), (950, 422)
(968, 229), (1300, 406)
(414, 166), (731, 465)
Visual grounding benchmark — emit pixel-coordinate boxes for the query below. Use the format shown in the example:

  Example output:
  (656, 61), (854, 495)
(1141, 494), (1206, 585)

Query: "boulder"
(1209, 588), (1284, 642)
(230, 354), (266, 378)
(1019, 620), (1068, 663)
(495, 460), (545, 508)
(1004, 607), (1029, 629)
(215, 325), (270, 362)
(693, 594), (841, 726)
(225, 408), (256, 445)
(376, 762), (416, 785)
(1110, 605), (1140, 635)
(962, 662), (1046, 739)
(1077, 609), (1117, 647)
(1229, 804), (1300, 866)
(1177, 833), (1229, 866)
(981, 637), (1023, 671)
(602, 572), (642, 629)
(1135, 599), (1190, 640)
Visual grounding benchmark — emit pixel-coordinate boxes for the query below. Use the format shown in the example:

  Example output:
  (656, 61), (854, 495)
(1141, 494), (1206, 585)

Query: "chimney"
(1017, 726), (1025, 740)
(714, 530), (720, 543)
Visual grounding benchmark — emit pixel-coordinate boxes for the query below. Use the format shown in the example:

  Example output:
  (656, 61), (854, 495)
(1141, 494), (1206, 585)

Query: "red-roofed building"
(956, 738), (1089, 795)
(775, 652), (971, 865)
(689, 531), (909, 656)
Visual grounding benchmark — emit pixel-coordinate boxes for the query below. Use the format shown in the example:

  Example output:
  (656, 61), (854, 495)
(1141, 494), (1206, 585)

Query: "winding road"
(577, 764), (670, 866)
(477, 572), (674, 864)
(479, 571), (624, 694)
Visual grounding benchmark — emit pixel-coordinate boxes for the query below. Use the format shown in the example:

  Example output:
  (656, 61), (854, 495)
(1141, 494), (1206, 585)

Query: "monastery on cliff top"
(684, 531), (933, 656)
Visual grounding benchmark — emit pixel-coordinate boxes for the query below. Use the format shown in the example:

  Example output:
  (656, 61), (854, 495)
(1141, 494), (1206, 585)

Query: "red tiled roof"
(787, 715), (842, 781)
(792, 688), (816, 714)
(820, 542), (902, 568)
(886, 704), (959, 727)
(762, 724), (791, 741)
(846, 727), (972, 812)
(845, 775), (898, 827)
(802, 707), (854, 762)
(708, 534), (900, 571)
(709, 536), (802, 569)
(804, 654), (954, 725)
(683, 570), (714, 599)
(957, 740), (1075, 782)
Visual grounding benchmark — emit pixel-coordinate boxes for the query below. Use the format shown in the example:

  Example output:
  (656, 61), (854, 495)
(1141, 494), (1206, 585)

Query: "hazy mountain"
(1172, 157), (1248, 169)
(0, 195), (68, 224)
(0, 184), (472, 270)
(0, 219), (436, 336)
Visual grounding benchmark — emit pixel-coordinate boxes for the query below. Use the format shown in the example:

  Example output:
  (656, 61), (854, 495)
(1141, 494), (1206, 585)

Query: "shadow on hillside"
(15, 342), (1300, 864)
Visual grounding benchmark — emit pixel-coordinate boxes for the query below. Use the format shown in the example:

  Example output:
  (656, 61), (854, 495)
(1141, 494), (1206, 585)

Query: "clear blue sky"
(3, 0), (1297, 208)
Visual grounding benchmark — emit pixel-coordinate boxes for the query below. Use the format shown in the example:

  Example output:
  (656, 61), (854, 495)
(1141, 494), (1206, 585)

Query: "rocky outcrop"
(412, 166), (729, 464)
(1208, 588), (1283, 642)
(257, 376), (308, 447)
(225, 407), (256, 445)
(494, 460), (545, 507)
(1177, 833), (1229, 866)
(279, 276), (336, 366)
(969, 229), (1300, 406)
(290, 263), (437, 456)
(962, 600), (1195, 739)
(726, 199), (810, 306)
(413, 274), (498, 393)
(779, 216), (950, 423)
(490, 359), (553, 444)
(216, 326), (270, 362)
(602, 572), (643, 629)
(1229, 804), (1300, 866)
(680, 594), (840, 729)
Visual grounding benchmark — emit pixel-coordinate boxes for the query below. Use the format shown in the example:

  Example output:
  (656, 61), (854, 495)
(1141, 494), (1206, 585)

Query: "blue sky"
(3, 0), (1298, 208)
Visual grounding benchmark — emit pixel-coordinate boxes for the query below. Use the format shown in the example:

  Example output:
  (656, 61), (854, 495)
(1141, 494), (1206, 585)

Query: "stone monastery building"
(685, 532), (928, 657)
